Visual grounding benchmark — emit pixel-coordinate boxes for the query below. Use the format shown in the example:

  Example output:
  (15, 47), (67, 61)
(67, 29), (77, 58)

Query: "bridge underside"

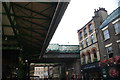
(31, 58), (78, 63)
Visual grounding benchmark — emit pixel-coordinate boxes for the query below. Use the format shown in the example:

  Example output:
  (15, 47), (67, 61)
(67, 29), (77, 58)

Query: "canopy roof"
(2, 2), (69, 61)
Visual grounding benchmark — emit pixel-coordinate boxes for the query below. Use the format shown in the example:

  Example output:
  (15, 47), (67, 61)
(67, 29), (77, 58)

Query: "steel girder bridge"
(2, 2), (69, 79)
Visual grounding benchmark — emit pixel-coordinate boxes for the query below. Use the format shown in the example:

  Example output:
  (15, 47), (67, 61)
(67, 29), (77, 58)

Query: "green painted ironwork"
(46, 44), (80, 53)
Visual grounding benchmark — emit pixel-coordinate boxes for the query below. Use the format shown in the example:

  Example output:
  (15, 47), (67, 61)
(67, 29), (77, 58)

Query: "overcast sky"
(50, 0), (119, 45)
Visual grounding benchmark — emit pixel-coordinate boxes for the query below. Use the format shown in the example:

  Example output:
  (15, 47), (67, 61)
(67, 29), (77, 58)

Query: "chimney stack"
(94, 7), (108, 21)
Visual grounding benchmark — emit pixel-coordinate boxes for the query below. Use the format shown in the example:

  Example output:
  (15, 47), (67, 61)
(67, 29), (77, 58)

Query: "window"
(89, 24), (93, 32)
(80, 43), (82, 49)
(93, 49), (97, 58)
(114, 21), (120, 34)
(79, 32), (82, 39)
(118, 43), (120, 49)
(84, 28), (87, 35)
(107, 46), (113, 58)
(82, 54), (85, 64)
(87, 52), (91, 63)
(107, 46), (112, 53)
(81, 41), (84, 48)
(109, 53), (113, 58)
(86, 38), (88, 46)
(103, 29), (110, 40)
(91, 35), (95, 43)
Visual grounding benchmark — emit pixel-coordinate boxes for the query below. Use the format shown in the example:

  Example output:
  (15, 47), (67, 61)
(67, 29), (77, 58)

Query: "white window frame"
(103, 29), (110, 40)
(114, 21), (120, 35)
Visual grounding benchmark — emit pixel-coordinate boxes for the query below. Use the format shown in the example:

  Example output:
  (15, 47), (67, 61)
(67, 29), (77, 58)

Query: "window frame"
(91, 34), (95, 44)
(106, 46), (113, 58)
(103, 29), (110, 40)
(89, 24), (93, 32)
(87, 52), (91, 63)
(107, 46), (113, 53)
(84, 28), (87, 36)
(79, 31), (83, 39)
(92, 49), (97, 61)
(118, 42), (120, 49)
(114, 21), (120, 35)
(108, 53), (113, 58)
(81, 41), (84, 48)
(81, 54), (85, 64)
(86, 38), (88, 46)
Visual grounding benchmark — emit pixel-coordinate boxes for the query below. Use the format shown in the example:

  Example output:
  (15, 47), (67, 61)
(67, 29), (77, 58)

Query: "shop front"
(81, 62), (102, 80)
(99, 56), (120, 79)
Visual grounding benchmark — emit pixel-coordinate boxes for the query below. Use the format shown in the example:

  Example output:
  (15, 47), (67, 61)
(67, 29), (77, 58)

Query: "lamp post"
(25, 59), (30, 80)
(81, 70), (83, 80)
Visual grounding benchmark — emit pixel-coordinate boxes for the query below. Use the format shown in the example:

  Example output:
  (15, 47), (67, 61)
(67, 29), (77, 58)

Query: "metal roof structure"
(28, 44), (80, 63)
(46, 44), (80, 53)
(2, 2), (69, 61)
(99, 7), (120, 29)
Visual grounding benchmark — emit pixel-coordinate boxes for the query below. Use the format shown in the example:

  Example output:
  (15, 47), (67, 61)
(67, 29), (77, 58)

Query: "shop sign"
(83, 65), (96, 69)
(81, 62), (99, 70)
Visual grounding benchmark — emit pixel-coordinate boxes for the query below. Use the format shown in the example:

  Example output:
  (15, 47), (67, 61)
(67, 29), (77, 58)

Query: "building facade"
(97, 7), (120, 79)
(78, 7), (120, 80)
(30, 63), (61, 79)
(77, 19), (101, 79)
(98, 7), (120, 59)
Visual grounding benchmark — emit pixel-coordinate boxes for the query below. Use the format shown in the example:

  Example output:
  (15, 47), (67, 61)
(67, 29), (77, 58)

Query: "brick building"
(78, 7), (120, 79)
(97, 7), (120, 79)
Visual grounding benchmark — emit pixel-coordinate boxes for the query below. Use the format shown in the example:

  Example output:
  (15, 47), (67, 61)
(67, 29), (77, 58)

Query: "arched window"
(92, 48), (97, 61)
(87, 52), (91, 63)
(93, 50), (97, 58)
(82, 54), (85, 64)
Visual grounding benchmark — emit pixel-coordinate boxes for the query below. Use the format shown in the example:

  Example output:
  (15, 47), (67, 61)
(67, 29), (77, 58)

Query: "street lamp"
(81, 70), (83, 80)
(25, 60), (28, 63)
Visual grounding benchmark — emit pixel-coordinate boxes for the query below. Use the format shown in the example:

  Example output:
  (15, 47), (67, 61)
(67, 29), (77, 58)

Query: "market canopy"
(2, 2), (69, 61)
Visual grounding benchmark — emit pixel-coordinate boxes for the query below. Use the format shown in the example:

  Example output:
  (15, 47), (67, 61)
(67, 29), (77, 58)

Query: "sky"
(50, 0), (119, 45)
